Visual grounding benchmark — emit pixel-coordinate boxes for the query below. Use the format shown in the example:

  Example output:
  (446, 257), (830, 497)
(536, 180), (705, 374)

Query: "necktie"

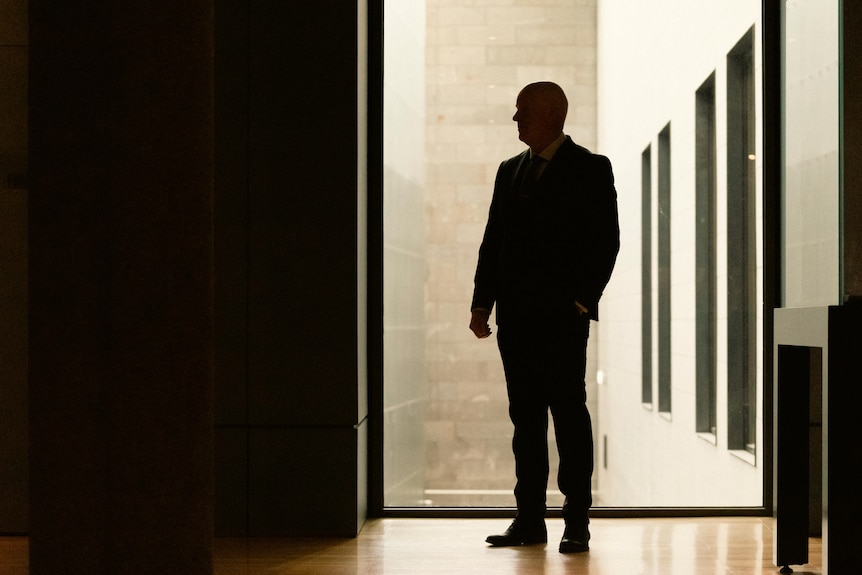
(519, 156), (546, 197)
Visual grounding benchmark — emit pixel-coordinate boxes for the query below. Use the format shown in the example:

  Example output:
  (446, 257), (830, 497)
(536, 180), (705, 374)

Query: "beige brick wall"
(423, 0), (598, 505)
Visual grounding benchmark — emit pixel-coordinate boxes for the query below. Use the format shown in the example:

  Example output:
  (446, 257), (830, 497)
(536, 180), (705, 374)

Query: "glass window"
(781, 0), (840, 307)
(657, 123), (672, 416)
(382, 0), (428, 507)
(696, 73), (717, 438)
(641, 145), (653, 407)
(727, 28), (757, 457)
(384, 0), (764, 509)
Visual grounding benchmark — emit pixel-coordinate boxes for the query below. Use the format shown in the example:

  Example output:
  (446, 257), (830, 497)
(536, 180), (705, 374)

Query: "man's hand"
(469, 309), (492, 338)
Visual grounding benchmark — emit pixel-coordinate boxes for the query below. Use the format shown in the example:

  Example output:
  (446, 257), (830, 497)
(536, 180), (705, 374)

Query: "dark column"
(824, 305), (862, 575)
(844, 0), (862, 300)
(28, 3), (214, 574)
(213, 0), (369, 537)
(0, 0), (29, 534)
(774, 344), (813, 568)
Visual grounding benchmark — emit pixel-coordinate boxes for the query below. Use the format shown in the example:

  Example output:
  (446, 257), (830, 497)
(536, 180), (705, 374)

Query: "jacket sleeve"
(471, 162), (506, 312)
(578, 154), (620, 318)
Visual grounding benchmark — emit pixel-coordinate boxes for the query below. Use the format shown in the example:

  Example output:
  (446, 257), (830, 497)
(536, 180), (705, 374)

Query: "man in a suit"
(470, 81), (619, 553)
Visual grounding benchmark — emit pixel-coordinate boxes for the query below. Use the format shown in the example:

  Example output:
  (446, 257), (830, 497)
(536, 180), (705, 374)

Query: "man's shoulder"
(561, 137), (607, 161)
(498, 150), (530, 175)
(555, 139), (611, 172)
(503, 149), (530, 165)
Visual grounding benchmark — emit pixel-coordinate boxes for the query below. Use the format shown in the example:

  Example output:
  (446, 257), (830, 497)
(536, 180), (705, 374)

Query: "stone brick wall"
(423, 0), (598, 505)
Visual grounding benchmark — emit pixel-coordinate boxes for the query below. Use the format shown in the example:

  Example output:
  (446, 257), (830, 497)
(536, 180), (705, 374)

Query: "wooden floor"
(0, 517), (822, 574)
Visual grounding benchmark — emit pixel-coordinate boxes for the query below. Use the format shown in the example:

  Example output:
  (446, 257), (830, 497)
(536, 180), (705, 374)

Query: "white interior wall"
(595, 0), (763, 506)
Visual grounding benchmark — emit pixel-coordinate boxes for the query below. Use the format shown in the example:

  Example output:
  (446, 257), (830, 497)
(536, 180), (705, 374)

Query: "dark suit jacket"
(471, 136), (620, 325)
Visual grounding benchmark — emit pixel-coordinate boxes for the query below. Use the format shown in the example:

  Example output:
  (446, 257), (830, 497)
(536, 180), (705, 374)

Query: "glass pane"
(382, 0), (428, 506)
(781, 0), (840, 307)
(384, 0), (764, 508)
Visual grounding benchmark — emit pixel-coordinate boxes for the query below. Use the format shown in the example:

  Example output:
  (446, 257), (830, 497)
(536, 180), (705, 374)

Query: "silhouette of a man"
(470, 81), (619, 553)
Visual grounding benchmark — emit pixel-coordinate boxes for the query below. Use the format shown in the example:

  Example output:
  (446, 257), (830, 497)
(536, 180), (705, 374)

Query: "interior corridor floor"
(0, 517), (822, 574)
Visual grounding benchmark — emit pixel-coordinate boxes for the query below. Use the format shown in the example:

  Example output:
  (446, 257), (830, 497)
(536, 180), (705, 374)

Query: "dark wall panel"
(214, 0), (250, 427)
(214, 0), (368, 536)
(844, 1), (862, 300)
(248, 425), (364, 537)
(0, 0), (29, 535)
(246, 0), (360, 427)
(28, 2), (215, 571)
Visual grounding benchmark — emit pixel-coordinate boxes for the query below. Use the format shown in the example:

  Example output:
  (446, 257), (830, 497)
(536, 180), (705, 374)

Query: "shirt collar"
(531, 132), (567, 162)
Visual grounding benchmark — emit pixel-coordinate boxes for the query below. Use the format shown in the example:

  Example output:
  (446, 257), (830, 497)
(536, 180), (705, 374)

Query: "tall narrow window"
(657, 124), (672, 415)
(727, 28), (757, 456)
(781, 0), (840, 307)
(695, 74), (717, 437)
(641, 145), (653, 406)
(382, 0), (428, 506)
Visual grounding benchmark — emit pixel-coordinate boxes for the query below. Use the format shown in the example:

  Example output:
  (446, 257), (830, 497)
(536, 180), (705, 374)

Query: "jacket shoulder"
(557, 140), (611, 174)
(562, 138), (608, 163)
(501, 149), (529, 168)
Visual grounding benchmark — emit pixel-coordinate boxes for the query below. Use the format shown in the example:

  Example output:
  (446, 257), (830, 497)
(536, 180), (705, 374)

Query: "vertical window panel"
(657, 124), (672, 415)
(696, 73), (717, 436)
(727, 28), (757, 455)
(642, 145), (653, 406)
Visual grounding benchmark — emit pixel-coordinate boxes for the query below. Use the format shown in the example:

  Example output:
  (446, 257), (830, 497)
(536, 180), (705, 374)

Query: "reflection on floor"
(213, 517), (821, 575)
(0, 517), (822, 575)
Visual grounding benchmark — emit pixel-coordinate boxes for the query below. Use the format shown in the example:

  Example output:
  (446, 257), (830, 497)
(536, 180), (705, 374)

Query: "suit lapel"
(509, 151), (532, 197)
(536, 138), (586, 196)
(531, 141), (569, 197)
(509, 138), (585, 200)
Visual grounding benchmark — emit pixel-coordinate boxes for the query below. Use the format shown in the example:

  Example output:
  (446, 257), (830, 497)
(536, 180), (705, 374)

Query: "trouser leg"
(498, 327), (549, 520)
(553, 400), (593, 525)
(498, 318), (593, 526)
(509, 392), (550, 519)
(550, 315), (593, 525)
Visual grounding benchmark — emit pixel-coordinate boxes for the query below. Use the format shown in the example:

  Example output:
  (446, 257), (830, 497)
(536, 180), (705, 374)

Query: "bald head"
(513, 82), (569, 151)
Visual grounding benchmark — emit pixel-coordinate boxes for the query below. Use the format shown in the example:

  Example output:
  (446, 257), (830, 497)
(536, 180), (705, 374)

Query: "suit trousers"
(496, 314), (593, 526)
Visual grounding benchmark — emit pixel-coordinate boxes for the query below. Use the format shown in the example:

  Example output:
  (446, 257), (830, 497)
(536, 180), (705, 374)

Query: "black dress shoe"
(559, 524), (590, 553)
(485, 520), (548, 547)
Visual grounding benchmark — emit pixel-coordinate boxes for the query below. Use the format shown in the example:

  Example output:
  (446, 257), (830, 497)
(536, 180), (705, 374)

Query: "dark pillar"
(823, 305), (862, 574)
(843, 0), (862, 300)
(213, 0), (369, 537)
(28, 3), (214, 574)
(0, 0), (29, 534)
(774, 343), (814, 568)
